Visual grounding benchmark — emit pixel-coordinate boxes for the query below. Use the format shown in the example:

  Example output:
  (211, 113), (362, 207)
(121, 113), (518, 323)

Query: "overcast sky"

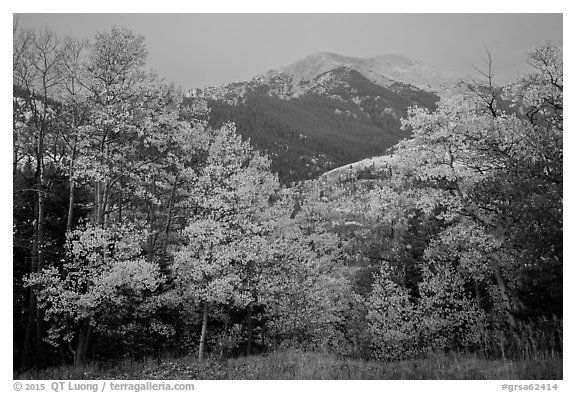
(14, 13), (563, 90)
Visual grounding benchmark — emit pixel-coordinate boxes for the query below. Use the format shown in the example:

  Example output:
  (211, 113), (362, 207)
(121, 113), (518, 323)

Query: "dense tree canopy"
(361, 41), (562, 358)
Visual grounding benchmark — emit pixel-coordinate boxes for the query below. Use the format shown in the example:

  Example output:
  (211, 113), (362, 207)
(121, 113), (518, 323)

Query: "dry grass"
(16, 349), (562, 380)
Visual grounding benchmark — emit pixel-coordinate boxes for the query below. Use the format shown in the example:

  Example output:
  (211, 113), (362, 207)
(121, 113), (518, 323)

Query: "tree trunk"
(21, 123), (46, 369)
(493, 265), (517, 329)
(94, 180), (101, 224)
(20, 289), (36, 370)
(94, 133), (107, 226)
(67, 178), (75, 232)
(118, 179), (123, 223)
(147, 176), (157, 263)
(66, 136), (78, 232)
(21, 188), (40, 368)
(94, 178), (109, 226)
(473, 279), (482, 309)
(74, 332), (85, 366)
(74, 319), (93, 366)
(245, 303), (253, 356)
(198, 302), (209, 362)
(102, 181), (109, 226)
(36, 151), (45, 347)
(13, 115), (19, 176)
(162, 175), (179, 257)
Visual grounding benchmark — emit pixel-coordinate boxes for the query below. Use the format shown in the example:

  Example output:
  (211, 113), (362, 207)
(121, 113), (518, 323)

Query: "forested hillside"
(197, 62), (440, 184)
(13, 26), (562, 379)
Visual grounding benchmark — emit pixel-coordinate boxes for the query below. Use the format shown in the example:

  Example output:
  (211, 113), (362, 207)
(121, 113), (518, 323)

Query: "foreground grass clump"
(16, 349), (562, 380)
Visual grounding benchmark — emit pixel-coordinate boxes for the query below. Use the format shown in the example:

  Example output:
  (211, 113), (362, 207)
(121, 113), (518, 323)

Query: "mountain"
(186, 52), (463, 184)
(262, 52), (462, 98)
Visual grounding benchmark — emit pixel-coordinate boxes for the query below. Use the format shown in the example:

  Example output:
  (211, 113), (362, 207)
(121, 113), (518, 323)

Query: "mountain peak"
(263, 51), (461, 97)
(303, 51), (415, 66)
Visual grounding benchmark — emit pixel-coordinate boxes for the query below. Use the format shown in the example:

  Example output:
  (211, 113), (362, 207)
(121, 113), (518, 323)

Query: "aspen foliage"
(363, 42), (562, 357)
(25, 222), (167, 348)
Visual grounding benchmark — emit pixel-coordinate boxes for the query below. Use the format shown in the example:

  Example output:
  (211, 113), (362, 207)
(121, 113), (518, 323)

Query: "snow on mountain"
(188, 51), (463, 103)
(262, 52), (463, 97)
(320, 155), (391, 181)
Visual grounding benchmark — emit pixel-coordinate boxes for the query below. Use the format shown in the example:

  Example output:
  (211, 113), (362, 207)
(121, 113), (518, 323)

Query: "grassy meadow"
(16, 349), (561, 380)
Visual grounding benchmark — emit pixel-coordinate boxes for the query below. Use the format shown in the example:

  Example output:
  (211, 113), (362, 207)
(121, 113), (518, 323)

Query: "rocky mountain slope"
(262, 52), (462, 98)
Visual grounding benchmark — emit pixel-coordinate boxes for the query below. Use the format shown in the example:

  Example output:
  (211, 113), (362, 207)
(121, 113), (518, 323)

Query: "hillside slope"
(188, 52), (462, 184)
